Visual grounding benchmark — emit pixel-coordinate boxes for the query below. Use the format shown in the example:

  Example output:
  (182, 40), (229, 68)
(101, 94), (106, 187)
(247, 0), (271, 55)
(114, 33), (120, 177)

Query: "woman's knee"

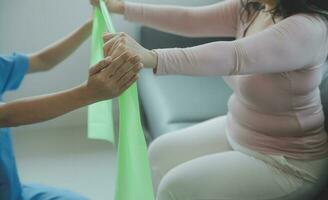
(148, 134), (178, 191)
(148, 134), (171, 169)
(156, 168), (187, 200)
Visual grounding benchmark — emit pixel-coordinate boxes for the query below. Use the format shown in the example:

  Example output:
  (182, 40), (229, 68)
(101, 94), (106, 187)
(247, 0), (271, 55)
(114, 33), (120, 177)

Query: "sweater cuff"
(153, 49), (168, 75)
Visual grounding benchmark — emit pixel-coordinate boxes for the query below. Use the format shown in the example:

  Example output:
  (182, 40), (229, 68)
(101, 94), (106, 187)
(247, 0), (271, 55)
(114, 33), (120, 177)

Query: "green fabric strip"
(90, 1), (155, 199)
(88, 7), (115, 143)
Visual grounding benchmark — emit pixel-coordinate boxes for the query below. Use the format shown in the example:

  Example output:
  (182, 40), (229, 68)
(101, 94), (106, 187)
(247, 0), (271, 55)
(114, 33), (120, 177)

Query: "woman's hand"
(103, 32), (158, 69)
(85, 53), (142, 101)
(89, 0), (125, 14)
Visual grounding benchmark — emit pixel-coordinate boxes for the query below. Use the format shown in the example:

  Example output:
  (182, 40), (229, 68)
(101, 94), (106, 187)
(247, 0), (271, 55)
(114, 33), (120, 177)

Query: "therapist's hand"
(85, 53), (142, 101)
(103, 32), (157, 69)
(89, 0), (125, 14)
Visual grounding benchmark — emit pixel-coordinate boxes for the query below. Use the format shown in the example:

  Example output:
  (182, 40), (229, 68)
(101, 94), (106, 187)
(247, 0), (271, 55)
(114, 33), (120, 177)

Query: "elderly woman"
(95, 0), (328, 199)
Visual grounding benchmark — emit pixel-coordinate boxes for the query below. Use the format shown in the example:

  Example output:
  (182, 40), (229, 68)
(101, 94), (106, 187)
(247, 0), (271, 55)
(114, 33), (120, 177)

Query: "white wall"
(0, 0), (218, 131)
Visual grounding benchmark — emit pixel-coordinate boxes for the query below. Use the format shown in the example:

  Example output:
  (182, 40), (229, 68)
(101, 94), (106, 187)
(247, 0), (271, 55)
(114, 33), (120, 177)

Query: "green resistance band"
(88, 5), (114, 143)
(89, 1), (155, 199)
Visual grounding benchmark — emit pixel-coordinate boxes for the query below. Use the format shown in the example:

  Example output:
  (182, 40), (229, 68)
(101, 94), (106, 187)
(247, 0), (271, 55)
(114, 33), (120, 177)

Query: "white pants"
(148, 116), (328, 200)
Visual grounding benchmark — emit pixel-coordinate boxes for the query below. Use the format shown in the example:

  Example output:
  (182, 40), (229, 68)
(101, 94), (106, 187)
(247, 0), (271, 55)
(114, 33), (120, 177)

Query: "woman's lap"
(149, 116), (324, 200)
(148, 116), (232, 191)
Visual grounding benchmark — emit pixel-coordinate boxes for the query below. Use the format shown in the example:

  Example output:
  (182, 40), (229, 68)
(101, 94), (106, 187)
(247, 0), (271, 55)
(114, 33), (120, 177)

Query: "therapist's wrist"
(74, 84), (99, 106)
(83, 19), (93, 37)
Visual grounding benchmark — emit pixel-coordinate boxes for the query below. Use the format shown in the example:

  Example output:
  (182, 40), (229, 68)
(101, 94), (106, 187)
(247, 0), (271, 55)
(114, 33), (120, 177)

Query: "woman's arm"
(0, 53), (142, 127)
(28, 20), (92, 73)
(104, 15), (328, 76)
(123, 0), (240, 38)
(124, 0), (240, 37)
(152, 15), (327, 75)
(92, 0), (240, 37)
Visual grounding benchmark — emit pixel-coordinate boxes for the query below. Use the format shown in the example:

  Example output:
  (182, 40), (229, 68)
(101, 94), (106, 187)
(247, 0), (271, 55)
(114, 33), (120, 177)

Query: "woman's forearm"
(28, 20), (93, 73)
(0, 84), (95, 127)
(124, 0), (240, 37)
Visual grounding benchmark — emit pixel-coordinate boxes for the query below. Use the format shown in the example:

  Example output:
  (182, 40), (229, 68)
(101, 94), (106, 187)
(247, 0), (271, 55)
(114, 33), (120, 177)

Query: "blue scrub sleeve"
(0, 53), (29, 93)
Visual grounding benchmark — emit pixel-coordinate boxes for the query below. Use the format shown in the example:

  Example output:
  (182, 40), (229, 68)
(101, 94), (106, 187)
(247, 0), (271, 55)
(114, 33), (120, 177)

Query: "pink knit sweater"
(124, 0), (328, 160)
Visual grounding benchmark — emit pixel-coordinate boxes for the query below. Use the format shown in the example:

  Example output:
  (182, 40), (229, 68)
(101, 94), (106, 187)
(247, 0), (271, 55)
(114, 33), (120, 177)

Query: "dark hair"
(240, 0), (328, 22)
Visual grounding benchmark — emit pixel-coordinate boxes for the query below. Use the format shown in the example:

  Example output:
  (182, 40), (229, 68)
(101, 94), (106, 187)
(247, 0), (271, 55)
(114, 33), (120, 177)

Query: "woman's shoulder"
(280, 14), (328, 63)
(273, 13), (328, 40)
(283, 13), (327, 29)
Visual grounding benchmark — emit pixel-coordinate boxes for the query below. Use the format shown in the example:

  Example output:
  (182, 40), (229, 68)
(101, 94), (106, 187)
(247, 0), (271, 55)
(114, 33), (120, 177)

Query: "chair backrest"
(140, 26), (234, 49)
(319, 60), (328, 130)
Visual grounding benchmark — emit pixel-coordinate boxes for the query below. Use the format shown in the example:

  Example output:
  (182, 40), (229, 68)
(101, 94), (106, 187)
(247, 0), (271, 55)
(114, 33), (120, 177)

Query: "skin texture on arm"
(0, 53), (142, 127)
(28, 20), (93, 73)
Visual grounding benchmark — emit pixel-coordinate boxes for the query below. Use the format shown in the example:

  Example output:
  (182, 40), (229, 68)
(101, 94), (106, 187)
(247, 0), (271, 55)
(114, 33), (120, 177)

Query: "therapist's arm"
(0, 54), (142, 127)
(28, 20), (92, 73)
(0, 85), (97, 127)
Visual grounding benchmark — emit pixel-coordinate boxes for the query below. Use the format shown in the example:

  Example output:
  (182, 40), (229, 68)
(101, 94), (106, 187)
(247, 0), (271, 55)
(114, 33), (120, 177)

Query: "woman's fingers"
(103, 35), (118, 56)
(90, 0), (99, 6)
(108, 38), (124, 57)
(103, 32), (126, 43)
(89, 57), (112, 76)
(103, 32), (128, 57)
(103, 32), (115, 42)
(100, 32), (143, 94)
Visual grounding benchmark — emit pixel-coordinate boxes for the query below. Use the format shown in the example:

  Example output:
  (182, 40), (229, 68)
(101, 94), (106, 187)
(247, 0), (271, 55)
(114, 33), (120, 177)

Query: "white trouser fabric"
(148, 116), (328, 200)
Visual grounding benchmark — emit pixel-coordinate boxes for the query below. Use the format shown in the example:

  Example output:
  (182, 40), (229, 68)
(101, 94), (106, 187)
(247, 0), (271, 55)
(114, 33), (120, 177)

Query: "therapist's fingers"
(118, 63), (141, 85)
(89, 57), (112, 76)
(104, 51), (132, 76)
(116, 56), (142, 81)
(119, 74), (139, 92)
